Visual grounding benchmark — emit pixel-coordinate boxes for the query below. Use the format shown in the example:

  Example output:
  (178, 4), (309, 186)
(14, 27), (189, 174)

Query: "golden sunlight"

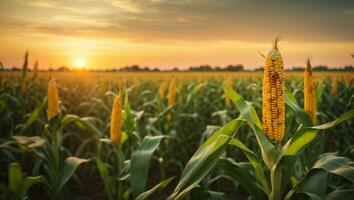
(73, 58), (87, 69)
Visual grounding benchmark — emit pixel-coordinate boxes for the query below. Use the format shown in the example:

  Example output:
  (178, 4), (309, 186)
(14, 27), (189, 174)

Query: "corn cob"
(225, 78), (232, 108)
(262, 38), (285, 142)
(47, 79), (60, 120)
(159, 81), (167, 99)
(167, 79), (176, 121)
(304, 59), (316, 125)
(110, 95), (122, 144)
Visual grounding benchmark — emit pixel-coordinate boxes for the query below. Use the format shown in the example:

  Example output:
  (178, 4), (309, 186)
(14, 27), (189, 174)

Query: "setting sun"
(74, 58), (87, 69)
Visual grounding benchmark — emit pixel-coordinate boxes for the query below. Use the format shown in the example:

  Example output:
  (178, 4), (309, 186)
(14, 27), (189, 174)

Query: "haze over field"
(0, 0), (353, 69)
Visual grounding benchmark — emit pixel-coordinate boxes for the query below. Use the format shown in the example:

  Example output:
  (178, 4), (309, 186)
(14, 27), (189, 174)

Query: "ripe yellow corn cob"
(262, 38), (285, 142)
(225, 78), (232, 108)
(110, 95), (122, 144)
(167, 79), (176, 121)
(304, 59), (316, 125)
(159, 81), (167, 99)
(47, 79), (60, 120)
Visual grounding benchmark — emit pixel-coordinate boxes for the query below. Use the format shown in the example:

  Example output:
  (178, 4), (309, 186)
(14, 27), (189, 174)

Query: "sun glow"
(74, 58), (87, 69)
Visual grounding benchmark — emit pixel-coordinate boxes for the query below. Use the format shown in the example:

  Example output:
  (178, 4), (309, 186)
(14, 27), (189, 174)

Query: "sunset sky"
(0, 0), (353, 70)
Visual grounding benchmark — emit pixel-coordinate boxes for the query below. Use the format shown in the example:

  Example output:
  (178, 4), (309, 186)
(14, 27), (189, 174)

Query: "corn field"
(1, 43), (354, 200)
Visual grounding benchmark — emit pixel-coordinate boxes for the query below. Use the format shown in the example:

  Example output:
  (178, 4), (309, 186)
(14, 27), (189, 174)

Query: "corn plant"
(166, 40), (354, 200)
(95, 91), (171, 200)
(1, 80), (91, 200)
(0, 162), (44, 200)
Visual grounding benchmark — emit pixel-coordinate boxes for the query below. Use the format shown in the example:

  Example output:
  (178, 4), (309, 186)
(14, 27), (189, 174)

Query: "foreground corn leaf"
(295, 170), (328, 198)
(285, 154), (354, 199)
(168, 119), (243, 200)
(136, 177), (175, 200)
(224, 85), (277, 168)
(217, 158), (267, 200)
(271, 109), (354, 198)
(131, 135), (166, 197)
(312, 155), (354, 182)
(208, 190), (224, 200)
(325, 189), (354, 200)
(287, 192), (322, 200)
(283, 109), (354, 156)
(228, 138), (270, 194)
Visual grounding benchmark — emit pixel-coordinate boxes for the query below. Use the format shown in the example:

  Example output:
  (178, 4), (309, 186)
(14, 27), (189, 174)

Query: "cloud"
(1, 0), (353, 43)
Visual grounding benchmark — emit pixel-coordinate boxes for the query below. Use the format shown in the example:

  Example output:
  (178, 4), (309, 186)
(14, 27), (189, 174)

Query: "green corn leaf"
(283, 109), (354, 156)
(217, 158), (267, 200)
(296, 170), (328, 198)
(325, 189), (354, 200)
(96, 159), (115, 200)
(136, 177), (175, 200)
(228, 138), (270, 194)
(20, 176), (45, 197)
(124, 91), (135, 132)
(285, 154), (354, 200)
(285, 89), (312, 127)
(276, 109), (354, 198)
(60, 114), (101, 137)
(23, 106), (43, 131)
(58, 156), (89, 191)
(285, 172), (327, 200)
(287, 192), (322, 200)
(208, 191), (224, 200)
(131, 135), (165, 197)
(9, 163), (23, 193)
(168, 119), (243, 200)
(312, 155), (354, 183)
(224, 85), (277, 168)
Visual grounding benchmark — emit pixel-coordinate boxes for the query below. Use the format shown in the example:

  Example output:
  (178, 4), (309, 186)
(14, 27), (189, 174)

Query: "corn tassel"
(47, 80), (60, 120)
(110, 95), (122, 144)
(304, 59), (316, 125)
(167, 79), (176, 121)
(33, 60), (38, 79)
(262, 38), (285, 142)
(225, 78), (232, 108)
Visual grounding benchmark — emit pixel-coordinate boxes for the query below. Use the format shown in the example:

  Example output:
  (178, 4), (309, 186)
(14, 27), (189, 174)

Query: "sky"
(0, 0), (353, 70)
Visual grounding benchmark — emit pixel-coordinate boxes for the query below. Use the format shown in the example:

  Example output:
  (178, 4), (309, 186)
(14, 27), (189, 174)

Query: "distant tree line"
(284, 65), (354, 72)
(1, 66), (71, 72)
(109, 65), (161, 72)
(188, 64), (244, 71)
(1, 64), (353, 72)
